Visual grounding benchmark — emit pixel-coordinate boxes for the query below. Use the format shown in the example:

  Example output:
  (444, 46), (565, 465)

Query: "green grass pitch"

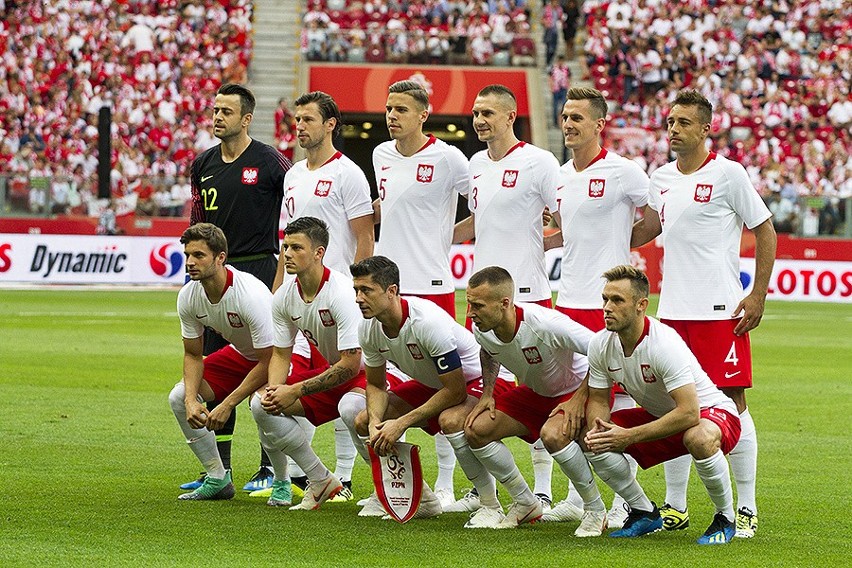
(1, 289), (850, 567)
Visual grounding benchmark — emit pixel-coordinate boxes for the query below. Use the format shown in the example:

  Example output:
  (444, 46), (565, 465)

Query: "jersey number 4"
(724, 342), (738, 366)
(201, 187), (219, 211)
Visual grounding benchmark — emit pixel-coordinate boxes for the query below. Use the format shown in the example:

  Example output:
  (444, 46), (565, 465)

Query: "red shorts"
(390, 379), (513, 435)
(661, 319), (753, 388)
(555, 306), (628, 396)
(466, 297), (552, 330)
(286, 358), (367, 426)
(610, 406), (742, 469)
(493, 383), (579, 443)
(405, 292), (456, 319)
(554, 306), (605, 332)
(203, 345), (258, 402)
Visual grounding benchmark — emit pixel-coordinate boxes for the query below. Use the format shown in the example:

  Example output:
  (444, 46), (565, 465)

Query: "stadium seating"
(0, 0), (254, 217)
(299, 0), (536, 67)
(580, 0), (850, 211)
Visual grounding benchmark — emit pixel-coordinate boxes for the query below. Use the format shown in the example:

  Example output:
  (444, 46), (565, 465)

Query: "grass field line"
(11, 311), (178, 317)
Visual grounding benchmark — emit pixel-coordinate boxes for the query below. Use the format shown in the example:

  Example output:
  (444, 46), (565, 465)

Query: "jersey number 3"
(201, 187), (219, 211)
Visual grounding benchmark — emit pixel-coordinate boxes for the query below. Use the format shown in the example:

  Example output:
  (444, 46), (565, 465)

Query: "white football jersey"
(588, 316), (737, 417)
(373, 136), (469, 294)
(360, 297), (482, 389)
(649, 153), (772, 320)
(272, 267), (362, 366)
(469, 142), (560, 302)
(473, 302), (592, 397)
(282, 151), (373, 274)
(178, 267), (274, 361)
(557, 149), (650, 308)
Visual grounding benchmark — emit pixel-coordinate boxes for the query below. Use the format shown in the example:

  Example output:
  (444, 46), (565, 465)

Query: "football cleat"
(607, 501), (630, 530)
(494, 500), (543, 529)
(248, 487), (273, 498)
(535, 493), (553, 514)
(697, 512), (736, 545)
(610, 503), (663, 538)
(735, 507), (758, 538)
(179, 472), (206, 491)
(267, 479), (293, 507)
(178, 471), (235, 501)
(411, 489), (442, 520)
(464, 506), (505, 529)
(328, 480), (354, 503)
(443, 488), (482, 513)
(290, 475), (308, 498)
(358, 492), (388, 517)
(289, 473), (343, 511)
(242, 466), (274, 492)
(541, 498), (584, 522)
(574, 508), (607, 537)
(434, 488), (457, 509)
(660, 503), (690, 530)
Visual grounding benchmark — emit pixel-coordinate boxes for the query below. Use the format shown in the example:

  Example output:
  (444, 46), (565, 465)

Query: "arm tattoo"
(299, 349), (360, 396)
(479, 348), (500, 389)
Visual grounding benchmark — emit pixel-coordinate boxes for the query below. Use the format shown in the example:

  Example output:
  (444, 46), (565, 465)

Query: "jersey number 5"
(201, 187), (218, 211)
(379, 178), (387, 200)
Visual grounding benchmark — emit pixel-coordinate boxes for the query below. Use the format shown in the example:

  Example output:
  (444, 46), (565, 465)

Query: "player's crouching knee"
(682, 422), (722, 460)
(463, 416), (492, 449)
(337, 391), (365, 431)
(354, 408), (370, 436)
(438, 405), (467, 435)
(249, 392), (271, 425)
(539, 421), (571, 454)
(168, 382), (186, 415)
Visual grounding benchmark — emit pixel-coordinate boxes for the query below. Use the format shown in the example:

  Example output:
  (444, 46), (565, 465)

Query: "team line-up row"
(178, 82), (776, 545)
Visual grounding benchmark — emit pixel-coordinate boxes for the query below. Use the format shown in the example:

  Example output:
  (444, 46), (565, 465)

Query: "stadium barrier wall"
(2, 234), (851, 302)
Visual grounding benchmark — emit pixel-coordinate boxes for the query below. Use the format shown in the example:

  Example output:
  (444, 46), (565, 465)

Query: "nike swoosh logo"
(660, 189), (669, 195)
(473, 174), (482, 179)
(518, 509), (542, 525)
(291, 316), (302, 321)
(379, 348), (390, 353)
(607, 366), (622, 372)
(201, 175), (213, 182)
(196, 314), (207, 319)
(487, 350), (500, 356)
(556, 185), (565, 190)
(286, 186), (296, 192)
(381, 166), (391, 171)
(724, 371), (741, 378)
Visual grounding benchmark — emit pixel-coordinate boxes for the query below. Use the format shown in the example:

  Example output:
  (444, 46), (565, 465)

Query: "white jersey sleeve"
(178, 268), (274, 360)
(474, 303), (590, 397)
(359, 298), (481, 388)
(282, 153), (373, 274)
(469, 142), (559, 302)
(272, 268), (361, 365)
(557, 150), (651, 308)
(373, 137), (470, 294)
(650, 154), (772, 320)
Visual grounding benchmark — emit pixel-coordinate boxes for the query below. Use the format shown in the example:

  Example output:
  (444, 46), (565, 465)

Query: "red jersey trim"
(296, 266), (332, 302)
(513, 305), (524, 337)
(322, 151), (343, 166)
(586, 147), (609, 168)
(222, 267), (235, 295)
(677, 151), (717, 174)
(400, 297), (411, 327)
(636, 316), (651, 347)
(416, 135), (437, 154)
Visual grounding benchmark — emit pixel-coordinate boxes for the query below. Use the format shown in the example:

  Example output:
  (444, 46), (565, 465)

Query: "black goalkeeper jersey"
(190, 139), (291, 257)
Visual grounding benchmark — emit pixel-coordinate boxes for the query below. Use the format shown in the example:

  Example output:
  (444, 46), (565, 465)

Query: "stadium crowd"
(578, 0), (851, 233)
(299, 0), (537, 66)
(0, 0), (253, 217)
(1, 0), (850, 234)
